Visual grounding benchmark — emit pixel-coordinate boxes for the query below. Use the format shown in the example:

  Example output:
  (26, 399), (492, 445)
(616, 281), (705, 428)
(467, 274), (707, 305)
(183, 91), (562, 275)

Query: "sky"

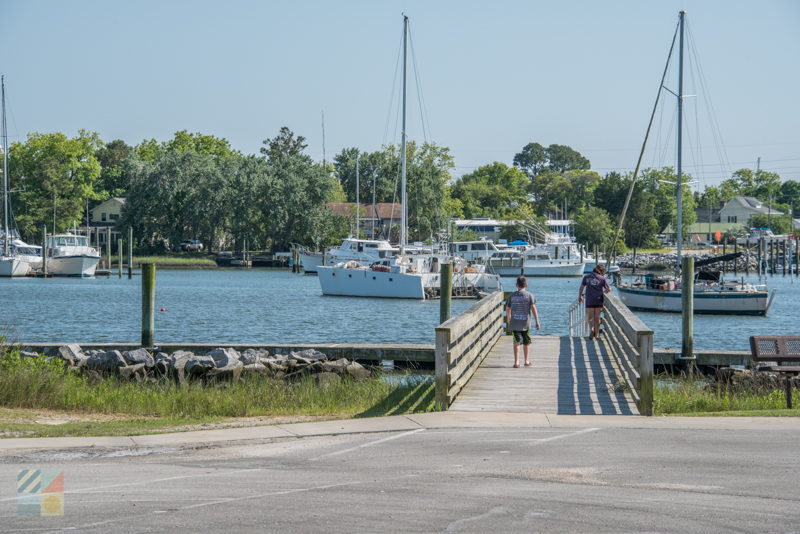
(2, 0), (799, 189)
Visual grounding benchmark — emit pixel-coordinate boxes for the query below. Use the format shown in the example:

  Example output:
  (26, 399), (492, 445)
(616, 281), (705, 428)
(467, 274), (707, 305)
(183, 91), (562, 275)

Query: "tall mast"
(2, 75), (9, 256)
(675, 10), (685, 266)
(400, 14), (408, 250)
(355, 153), (360, 237)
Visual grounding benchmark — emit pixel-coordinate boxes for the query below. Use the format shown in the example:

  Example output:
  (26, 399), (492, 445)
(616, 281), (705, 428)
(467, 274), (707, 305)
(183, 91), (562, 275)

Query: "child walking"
(505, 276), (540, 368)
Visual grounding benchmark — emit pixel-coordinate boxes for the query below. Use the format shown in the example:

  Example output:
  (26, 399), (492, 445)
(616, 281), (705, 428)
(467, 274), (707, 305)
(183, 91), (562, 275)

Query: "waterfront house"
(325, 202), (401, 239)
(86, 197), (125, 249)
(719, 196), (783, 226)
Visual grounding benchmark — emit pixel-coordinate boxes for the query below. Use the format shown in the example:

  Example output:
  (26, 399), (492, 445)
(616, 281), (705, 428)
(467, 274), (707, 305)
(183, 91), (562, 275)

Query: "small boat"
(0, 76), (32, 277)
(614, 11), (772, 315)
(45, 233), (101, 277)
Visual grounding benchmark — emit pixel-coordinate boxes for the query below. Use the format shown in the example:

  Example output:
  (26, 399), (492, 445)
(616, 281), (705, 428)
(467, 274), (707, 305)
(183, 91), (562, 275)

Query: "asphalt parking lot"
(2, 414), (799, 533)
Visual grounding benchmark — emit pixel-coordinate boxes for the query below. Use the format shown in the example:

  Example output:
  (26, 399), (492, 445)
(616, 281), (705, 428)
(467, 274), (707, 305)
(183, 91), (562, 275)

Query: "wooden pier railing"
(435, 291), (505, 409)
(597, 294), (654, 415)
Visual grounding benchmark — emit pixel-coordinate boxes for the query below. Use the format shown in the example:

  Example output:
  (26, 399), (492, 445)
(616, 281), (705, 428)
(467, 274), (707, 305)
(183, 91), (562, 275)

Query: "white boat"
(448, 239), (502, 262)
(1, 77), (32, 278)
(46, 233), (100, 277)
(318, 255), (502, 299)
(614, 11), (772, 315)
(521, 234), (586, 277)
(0, 256), (28, 277)
(617, 275), (775, 315)
(318, 16), (502, 299)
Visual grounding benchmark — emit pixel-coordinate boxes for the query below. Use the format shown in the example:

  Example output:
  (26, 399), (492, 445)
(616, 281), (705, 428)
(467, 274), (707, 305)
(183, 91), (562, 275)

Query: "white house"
(90, 197), (126, 224)
(719, 196), (782, 226)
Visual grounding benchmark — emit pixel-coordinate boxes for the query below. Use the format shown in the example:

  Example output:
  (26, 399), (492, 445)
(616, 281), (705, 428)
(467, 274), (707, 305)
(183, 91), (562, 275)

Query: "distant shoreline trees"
(5, 132), (798, 252)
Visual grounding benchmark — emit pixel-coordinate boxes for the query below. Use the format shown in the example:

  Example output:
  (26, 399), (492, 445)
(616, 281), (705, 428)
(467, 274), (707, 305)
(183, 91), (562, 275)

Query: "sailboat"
(317, 16), (501, 298)
(0, 76), (32, 277)
(614, 11), (774, 315)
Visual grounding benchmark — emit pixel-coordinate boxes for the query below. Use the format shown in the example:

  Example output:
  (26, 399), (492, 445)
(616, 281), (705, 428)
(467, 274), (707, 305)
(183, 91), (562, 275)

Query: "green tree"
(94, 139), (133, 200)
(260, 126), (308, 161)
(573, 206), (614, 250)
(450, 162), (529, 219)
(11, 130), (103, 238)
(623, 185), (659, 249)
(512, 142), (547, 177)
(512, 142), (590, 176)
(332, 142), (453, 241)
(545, 144), (590, 173)
(166, 130), (240, 161)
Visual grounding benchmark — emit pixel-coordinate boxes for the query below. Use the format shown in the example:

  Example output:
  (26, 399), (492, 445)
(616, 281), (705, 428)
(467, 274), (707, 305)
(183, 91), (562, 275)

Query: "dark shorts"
(586, 304), (603, 309)
(512, 330), (531, 345)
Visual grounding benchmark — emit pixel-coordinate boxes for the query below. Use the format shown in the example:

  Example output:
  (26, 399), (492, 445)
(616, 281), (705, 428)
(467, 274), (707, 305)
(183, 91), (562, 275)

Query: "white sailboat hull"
(523, 260), (585, 277)
(616, 285), (772, 315)
(0, 258), (29, 277)
(317, 265), (426, 298)
(48, 255), (100, 277)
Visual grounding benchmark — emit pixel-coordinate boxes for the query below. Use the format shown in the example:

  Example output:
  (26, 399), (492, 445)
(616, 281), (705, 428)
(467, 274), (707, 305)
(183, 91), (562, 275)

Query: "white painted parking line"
(310, 428), (425, 461)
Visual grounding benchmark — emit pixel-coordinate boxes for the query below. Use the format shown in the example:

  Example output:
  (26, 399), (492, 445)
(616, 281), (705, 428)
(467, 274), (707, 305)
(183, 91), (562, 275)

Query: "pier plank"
(449, 335), (639, 415)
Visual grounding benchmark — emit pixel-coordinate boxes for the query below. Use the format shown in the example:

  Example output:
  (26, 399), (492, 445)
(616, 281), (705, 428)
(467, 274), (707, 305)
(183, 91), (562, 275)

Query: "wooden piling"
(782, 239), (787, 276)
(141, 263), (155, 347)
(106, 227), (111, 273)
(722, 239), (727, 273)
(117, 238), (123, 278)
(681, 256), (694, 367)
(41, 225), (47, 276)
(439, 263), (453, 324)
(796, 237), (799, 276)
(733, 241), (738, 275)
(127, 227), (133, 279)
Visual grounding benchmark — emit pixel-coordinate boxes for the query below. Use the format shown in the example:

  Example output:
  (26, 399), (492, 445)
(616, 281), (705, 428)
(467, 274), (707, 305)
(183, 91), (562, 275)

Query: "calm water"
(0, 269), (797, 350)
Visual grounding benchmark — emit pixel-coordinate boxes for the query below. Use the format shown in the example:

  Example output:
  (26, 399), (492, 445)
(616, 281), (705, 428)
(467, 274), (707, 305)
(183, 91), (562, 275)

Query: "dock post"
(796, 237), (799, 276)
(722, 238), (727, 273)
(758, 238), (764, 278)
(41, 225), (47, 277)
(127, 227), (133, 279)
(117, 238), (123, 278)
(680, 256), (694, 371)
(769, 240), (774, 275)
(782, 239), (787, 276)
(439, 263), (453, 324)
(141, 263), (156, 347)
(106, 227), (111, 273)
(733, 241), (738, 275)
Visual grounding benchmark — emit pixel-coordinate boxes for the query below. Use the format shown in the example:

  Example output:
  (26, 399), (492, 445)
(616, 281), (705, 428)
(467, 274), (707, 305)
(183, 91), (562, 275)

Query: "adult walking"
(505, 276), (540, 368)
(579, 264), (611, 339)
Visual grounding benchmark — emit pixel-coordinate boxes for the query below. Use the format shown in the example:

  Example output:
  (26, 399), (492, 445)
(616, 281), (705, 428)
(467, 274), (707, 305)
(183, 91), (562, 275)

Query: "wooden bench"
(749, 336), (800, 409)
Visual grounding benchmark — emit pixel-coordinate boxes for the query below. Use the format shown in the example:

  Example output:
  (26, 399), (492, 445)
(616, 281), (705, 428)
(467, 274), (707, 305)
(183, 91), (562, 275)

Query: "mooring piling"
(681, 256), (694, 371)
(141, 263), (156, 346)
(439, 262), (453, 324)
(117, 238), (123, 278)
(127, 227), (133, 279)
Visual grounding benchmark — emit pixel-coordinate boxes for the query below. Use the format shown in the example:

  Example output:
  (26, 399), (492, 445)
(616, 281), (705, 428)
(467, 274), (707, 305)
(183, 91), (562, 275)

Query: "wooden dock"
(449, 335), (639, 415)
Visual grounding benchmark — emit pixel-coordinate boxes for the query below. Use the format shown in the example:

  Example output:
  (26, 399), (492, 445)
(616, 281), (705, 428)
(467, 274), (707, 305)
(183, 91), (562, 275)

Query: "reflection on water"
(1, 269), (797, 351)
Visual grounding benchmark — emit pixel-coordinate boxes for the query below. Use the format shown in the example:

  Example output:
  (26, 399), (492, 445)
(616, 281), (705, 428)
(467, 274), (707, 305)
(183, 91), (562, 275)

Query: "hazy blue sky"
(2, 0), (799, 188)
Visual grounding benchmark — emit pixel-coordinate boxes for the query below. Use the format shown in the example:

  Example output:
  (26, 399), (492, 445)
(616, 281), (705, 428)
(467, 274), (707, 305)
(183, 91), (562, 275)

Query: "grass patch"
(0, 348), (435, 437)
(654, 376), (800, 416)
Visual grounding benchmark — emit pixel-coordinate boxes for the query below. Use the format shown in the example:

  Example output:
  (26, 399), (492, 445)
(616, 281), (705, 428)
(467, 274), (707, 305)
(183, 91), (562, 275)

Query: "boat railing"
(435, 290), (505, 409)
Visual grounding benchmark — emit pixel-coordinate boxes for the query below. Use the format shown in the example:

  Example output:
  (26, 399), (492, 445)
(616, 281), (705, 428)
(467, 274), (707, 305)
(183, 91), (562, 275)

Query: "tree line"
(5, 129), (798, 253)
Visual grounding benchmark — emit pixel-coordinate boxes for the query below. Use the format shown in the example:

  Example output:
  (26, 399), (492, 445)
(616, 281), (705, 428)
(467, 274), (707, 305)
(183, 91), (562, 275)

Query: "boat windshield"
(48, 235), (88, 247)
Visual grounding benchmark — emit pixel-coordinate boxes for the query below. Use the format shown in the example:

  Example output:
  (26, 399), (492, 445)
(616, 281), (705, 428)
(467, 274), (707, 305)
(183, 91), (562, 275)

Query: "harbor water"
(0, 269), (797, 350)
